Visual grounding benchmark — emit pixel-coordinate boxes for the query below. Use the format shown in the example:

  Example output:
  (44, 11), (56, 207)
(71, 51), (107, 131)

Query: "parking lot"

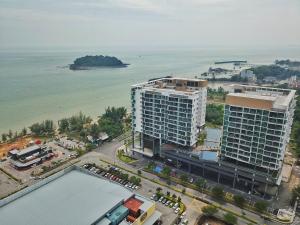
(80, 162), (180, 225)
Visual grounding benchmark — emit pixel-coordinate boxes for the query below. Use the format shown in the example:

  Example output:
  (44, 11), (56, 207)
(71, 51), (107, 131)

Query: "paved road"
(81, 149), (268, 225)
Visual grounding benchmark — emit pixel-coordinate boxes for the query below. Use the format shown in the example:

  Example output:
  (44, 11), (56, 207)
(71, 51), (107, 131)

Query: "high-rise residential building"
(131, 77), (207, 156)
(221, 85), (296, 183)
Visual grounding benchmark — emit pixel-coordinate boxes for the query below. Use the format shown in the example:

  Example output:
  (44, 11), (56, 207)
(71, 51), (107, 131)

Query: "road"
(89, 140), (268, 225)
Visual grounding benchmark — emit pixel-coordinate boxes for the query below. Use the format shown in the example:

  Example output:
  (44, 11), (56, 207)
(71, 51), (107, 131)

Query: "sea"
(0, 46), (299, 134)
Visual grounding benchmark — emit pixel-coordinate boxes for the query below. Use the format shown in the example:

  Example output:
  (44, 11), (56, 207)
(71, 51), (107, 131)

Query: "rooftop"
(0, 169), (133, 225)
(15, 145), (41, 156)
(132, 77), (207, 94)
(226, 84), (296, 110)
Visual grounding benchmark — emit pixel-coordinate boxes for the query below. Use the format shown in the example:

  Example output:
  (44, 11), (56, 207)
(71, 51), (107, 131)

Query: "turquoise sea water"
(0, 47), (299, 133)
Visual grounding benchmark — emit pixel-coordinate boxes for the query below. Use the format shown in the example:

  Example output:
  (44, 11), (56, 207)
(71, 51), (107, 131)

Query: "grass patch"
(117, 151), (137, 163)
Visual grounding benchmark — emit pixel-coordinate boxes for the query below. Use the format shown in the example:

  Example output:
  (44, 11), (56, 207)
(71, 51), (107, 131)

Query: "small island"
(69, 55), (128, 70)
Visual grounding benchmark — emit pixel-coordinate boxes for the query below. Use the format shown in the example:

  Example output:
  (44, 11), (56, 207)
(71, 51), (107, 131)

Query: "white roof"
(0, 170), (133, 225)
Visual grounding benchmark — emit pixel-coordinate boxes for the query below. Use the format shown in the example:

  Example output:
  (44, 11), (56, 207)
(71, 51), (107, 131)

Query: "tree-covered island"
(69, 55), (128, 70)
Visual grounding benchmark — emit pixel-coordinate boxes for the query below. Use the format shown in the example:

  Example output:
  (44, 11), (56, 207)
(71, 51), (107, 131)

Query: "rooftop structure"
(0, 167), (161, 225)
(131, 77), (207, 156)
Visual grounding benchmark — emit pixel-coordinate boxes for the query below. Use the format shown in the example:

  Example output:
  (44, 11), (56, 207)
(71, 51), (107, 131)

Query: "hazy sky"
(0, 0), (300, 48)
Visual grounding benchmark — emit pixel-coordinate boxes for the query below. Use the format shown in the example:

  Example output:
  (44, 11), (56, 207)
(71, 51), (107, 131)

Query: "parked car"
(173, 203), (179, 209)
(159, 197), (164, 202)
(182, 219), (188, 225)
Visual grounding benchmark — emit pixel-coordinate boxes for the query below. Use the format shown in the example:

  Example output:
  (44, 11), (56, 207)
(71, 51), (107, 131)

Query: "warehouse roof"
(0, 170), (133, 225)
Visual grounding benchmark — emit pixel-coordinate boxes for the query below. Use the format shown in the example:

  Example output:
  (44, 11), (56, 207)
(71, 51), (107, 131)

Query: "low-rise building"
(8, 145), (53, 169)
(0, 166), (161, 225)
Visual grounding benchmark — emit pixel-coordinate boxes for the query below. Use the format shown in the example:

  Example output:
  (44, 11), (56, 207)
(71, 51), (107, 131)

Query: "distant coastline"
(69, 55), (129, 70)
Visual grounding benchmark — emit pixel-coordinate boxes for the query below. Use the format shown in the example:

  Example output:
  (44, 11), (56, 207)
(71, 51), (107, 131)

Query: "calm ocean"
(0, 46), (299, 133)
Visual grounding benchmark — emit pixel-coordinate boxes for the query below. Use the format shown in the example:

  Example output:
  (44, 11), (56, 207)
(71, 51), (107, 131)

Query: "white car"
(174, 208), (179, 214)
(150, 194), (156, 200)
(173, 203), (179, 209)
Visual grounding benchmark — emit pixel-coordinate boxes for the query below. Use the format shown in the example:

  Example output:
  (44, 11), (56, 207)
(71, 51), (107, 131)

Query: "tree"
(166, 191), (170, 196)
(13, 131), (18, 139)
(182, 188), (186, 194)
(98, 107), (127, 138)
(21, 127), (27, 136)
(205, 104), (224, 126)
(137, 170), (142, 176)
(172, 194), (177, 200)
(195, 178), (206, 191)
(8, 130), (13, 139)
(177, 196), (181, 203)
(29, 123), (42, 135)
(1, 133), (7, 142)
(59, 118), (69, 133)
(223, 213), (237, 225)
(120, 173), (129, 181)
(156, 187), (162, 193)
(201, 205), (218, 216)
(85, 143), (95, 152)
(180, 174), (188, 183)
(90, 123), (99, 138)
(254, 201), (268, 213)
(162, 166), (171, 177)
(44, 120), (54, 133)
(233, 195), (246, 208)
(212, 186), (224, 200)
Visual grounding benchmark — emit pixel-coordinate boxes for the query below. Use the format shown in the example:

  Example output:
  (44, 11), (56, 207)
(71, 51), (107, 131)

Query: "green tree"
(254, 201), (268, 213)
(137, 170), (142, 176)
(156, 187), (162, 193)
(162, 166), (171, 177)
(90, 123), (99, 138)
(44, 120), (54, 133)
(223, 213), (237, 225)
(180, 174), (188, 183)
(29, 123), (42, 135)
(13, 131), (18, 139)
(195, 178), (206, 191)
(182, 188), (186, 194)
(233, 195), (246, 208)
(205, 104), (224, 126)
(1, 133), (7, 142)
(212, 186), (224, 200)
(85, 143), (95, 152)
(201, 205), (218, 216)
(21, 127), (27, 136)
(177, 196), (181, 203)
(8, 130), (13, 139)
(172, 194), (177, 201)
(58, 118), (69, 133)
(98, 107), (127, 138)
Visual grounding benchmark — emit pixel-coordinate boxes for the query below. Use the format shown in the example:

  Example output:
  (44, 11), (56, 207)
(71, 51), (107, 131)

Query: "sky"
(0, 0), (300, 49)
